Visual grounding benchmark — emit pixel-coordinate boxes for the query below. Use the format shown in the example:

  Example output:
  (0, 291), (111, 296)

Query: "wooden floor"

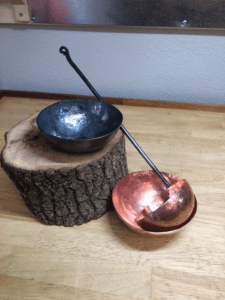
(0, 97), (225, 300)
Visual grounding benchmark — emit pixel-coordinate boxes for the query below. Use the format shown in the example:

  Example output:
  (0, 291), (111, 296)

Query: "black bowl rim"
(36, 99), (123, 142)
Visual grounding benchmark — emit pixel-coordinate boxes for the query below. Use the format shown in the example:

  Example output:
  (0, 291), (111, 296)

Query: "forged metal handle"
(59, 46), (171, 188)
(120, 125), (171, 188)
(59, 46), (103, 102)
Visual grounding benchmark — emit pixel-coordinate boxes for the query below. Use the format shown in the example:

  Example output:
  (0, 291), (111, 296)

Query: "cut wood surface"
(0, 96), (225, 299)
(1, 111), (126, 170)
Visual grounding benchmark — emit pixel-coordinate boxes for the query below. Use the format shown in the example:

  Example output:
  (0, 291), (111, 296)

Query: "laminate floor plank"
(0, 97), (224, 299)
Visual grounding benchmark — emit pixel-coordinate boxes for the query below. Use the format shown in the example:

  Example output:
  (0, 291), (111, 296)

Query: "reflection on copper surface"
(112, 170), (197, 236)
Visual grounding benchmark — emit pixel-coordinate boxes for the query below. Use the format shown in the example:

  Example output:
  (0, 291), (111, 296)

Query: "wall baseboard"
(0, 90), (123, 104)
(0, 90), (4, 99)
(1, 90), (224, 113)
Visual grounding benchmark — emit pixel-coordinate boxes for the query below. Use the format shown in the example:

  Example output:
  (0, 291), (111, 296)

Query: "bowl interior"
(37, 99), (123, 141)
(112, 170), (197, 235)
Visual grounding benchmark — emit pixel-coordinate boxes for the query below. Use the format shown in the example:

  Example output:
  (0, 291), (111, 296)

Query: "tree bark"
(1, 111), (128, 226)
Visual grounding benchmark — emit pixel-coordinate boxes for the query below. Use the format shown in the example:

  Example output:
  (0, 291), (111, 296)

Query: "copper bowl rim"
(112, 170), (197, 236)
(116, 198), (197, 236)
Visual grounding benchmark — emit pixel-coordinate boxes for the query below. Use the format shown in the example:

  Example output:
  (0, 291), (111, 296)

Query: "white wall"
(1, 25), (225, 105)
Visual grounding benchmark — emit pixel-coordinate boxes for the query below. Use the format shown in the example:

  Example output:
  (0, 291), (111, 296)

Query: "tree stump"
(1, 111), (128, 226)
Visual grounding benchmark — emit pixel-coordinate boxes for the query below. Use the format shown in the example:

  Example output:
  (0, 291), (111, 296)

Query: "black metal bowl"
(36, 99), (123, 153)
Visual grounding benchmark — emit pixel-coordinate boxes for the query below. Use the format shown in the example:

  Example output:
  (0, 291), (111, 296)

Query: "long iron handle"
(119, 126), (170, 188)
(59, 46), (171, 188)
(60, 46), (103, 102)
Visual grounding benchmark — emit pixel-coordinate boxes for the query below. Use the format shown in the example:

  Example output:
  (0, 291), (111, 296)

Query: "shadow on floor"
(105, 209), (183, 251)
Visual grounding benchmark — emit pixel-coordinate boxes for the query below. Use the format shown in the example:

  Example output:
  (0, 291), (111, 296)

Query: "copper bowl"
(112, 170), (197, 236)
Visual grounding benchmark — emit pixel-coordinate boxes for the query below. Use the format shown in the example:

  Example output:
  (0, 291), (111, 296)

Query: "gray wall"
(1, 25), (225, 104)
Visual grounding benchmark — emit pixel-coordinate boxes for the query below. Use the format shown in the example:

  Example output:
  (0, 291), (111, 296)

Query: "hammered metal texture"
(112, 170), (197, 235)
(37, 99), (123, 153)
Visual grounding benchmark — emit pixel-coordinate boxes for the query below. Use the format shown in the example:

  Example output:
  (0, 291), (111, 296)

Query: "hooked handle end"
(59, 46), (69, 56)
